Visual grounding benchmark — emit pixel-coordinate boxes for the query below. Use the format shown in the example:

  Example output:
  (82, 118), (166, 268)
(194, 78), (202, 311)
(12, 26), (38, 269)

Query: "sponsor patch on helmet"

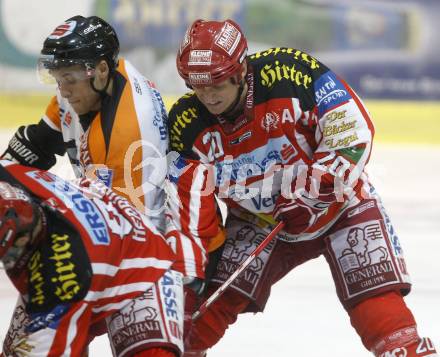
(215, 22), (241, 56)
(48, 20), (77, 40)
(189, 72), (212, 85)
(83, 23), (102, 35)
(188, 50), (212, 66)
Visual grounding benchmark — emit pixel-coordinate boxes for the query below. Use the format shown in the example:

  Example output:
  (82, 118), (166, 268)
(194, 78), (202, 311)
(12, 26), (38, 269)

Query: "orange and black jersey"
(167, 47), (375, 278)
(18, 59), (168, 228)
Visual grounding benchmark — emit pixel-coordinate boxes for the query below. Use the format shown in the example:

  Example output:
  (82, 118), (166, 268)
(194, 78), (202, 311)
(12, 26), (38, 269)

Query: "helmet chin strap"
(219, 78), (246, 122)
(90, 61), (114, 98)
(90, 75), (112, 99)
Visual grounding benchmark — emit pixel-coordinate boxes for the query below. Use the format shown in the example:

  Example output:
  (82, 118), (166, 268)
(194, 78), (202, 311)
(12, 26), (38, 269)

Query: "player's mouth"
(204, 101), (223, 109)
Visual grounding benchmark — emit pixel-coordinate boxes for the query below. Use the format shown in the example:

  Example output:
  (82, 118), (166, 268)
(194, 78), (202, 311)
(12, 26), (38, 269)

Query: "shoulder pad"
(249, 47), (329, 84)
(27, 209), (91, 312)
(249, 47), (324, 71)
(168, 92), (213, 154)
(248, 47), (329, 106)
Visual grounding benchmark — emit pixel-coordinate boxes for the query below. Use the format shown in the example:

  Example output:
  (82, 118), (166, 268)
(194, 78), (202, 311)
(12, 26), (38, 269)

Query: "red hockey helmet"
(176, 19), (248, 87)
(0, 182), (37, 262)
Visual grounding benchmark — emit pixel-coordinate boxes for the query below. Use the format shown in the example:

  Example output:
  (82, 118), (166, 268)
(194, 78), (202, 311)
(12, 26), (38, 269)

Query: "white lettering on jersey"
(203, 131), (224, 161)
(281, 108), (294, 123)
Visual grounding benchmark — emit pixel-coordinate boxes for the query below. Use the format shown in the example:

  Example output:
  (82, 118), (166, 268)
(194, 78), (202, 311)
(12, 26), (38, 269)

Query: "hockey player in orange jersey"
(2, 15), (168, 230)
(166, 19), (438, 357)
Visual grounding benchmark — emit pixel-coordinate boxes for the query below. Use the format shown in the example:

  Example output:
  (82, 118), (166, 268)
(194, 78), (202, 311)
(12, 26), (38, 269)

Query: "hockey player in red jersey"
(166, 19), (438, 356)
(0, 160), (183, 357)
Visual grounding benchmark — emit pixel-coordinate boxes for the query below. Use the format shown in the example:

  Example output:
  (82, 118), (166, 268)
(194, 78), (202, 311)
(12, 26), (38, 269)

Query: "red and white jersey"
(42, 58), (168, 227)
(0, 160), (175, 320)
(167, 47), (375, 278)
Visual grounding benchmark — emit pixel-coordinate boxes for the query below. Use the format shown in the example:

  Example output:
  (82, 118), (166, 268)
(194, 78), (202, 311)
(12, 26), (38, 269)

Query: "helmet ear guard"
(177, 19), (248, 87)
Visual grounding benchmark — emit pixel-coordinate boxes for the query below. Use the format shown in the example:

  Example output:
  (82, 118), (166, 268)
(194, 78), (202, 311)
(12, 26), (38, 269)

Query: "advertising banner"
(0, 0), (438, 99)
(318, 1), (440, 100)
(108, 0), (245, 50)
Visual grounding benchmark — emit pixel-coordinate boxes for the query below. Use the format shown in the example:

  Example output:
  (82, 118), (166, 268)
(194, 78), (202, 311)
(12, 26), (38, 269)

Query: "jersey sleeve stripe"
(122, 59), (168, 216)
(42, 114), (62, 132)
(91, 258), (173, 276)
(180, 230), (198, 277)
(188, 165), (208, 237)
(84, 282), (155, 302)
(91, 297), (136, 313)
(63, 303), (89, 356)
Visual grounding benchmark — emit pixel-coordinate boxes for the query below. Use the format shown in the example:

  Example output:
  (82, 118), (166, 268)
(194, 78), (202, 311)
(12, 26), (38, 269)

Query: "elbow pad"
(2, 125), (57, 170)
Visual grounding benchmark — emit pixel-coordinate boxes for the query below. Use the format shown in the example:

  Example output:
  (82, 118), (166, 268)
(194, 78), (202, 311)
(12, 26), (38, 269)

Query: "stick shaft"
(193, 221), (285, 320)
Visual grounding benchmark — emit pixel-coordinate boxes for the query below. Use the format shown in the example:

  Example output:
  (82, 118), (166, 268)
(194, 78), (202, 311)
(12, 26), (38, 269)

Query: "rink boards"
(0, 101), (439, 355)
(0, 94), (440, 145)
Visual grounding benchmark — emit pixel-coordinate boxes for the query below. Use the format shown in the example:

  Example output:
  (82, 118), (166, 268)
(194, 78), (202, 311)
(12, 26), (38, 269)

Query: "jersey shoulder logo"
(261, 112), (280, 132)
(169, 94), (212, 153)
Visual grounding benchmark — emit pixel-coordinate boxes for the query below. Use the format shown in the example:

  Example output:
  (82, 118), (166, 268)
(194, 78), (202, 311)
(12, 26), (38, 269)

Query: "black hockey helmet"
(38, 15), (119, 83)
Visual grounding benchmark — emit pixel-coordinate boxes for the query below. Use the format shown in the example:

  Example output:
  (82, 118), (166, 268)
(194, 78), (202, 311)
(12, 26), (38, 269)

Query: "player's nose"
(58, 83), (72, 98)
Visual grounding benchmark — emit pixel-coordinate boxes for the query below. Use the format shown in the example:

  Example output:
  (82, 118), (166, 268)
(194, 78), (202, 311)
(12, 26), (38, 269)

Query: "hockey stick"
(192, 221), (285, 320)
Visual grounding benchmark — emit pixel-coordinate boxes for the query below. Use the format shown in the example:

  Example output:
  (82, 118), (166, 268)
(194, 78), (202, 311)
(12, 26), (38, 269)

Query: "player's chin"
(209, 106), (226, 115)
(203, 102), (225, 115)
(71, 103), (87, 115)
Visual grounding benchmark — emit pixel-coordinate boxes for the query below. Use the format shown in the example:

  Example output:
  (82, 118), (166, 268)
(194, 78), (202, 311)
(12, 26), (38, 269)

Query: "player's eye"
(62, 75), (77, 85)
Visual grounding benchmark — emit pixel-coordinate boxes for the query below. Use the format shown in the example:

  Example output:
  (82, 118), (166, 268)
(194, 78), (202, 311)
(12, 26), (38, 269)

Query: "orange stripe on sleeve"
(44, 96), (62, 130)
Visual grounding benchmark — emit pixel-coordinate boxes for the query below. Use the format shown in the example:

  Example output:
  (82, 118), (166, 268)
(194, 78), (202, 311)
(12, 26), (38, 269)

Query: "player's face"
(193, 78), (241, 115)
(50, 65), (101, 115)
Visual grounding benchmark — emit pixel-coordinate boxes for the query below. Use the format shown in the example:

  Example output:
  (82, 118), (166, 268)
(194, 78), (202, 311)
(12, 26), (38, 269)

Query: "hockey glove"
(2, 125), (56, 169)
(273, 167), (336, 235)
(184, 278), (205, 344)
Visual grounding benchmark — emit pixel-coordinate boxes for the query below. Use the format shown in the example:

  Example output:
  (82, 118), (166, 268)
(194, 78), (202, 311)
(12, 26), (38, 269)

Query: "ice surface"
(0, 127), (438, 356)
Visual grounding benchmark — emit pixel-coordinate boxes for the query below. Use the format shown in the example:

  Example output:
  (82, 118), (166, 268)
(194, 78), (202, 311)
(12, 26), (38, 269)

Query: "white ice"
(0, 127), (438, 356)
